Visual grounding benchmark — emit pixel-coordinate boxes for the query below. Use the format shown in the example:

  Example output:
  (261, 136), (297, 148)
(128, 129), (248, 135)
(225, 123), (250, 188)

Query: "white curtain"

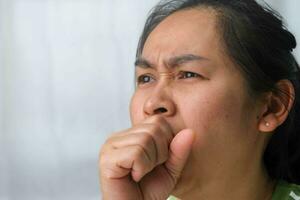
(0, 0), (299, 199)
(0, 1), (158, 199)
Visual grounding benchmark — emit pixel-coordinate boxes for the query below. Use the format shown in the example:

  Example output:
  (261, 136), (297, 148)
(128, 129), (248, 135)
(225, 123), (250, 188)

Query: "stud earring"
(265, 122), (270, 127)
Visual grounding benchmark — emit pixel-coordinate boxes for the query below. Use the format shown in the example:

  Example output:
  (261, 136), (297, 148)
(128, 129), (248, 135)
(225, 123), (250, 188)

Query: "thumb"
(164, 129), (195, 183)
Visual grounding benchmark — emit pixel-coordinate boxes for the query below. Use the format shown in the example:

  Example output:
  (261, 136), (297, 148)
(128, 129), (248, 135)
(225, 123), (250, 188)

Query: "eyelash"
(136, 71), (202, 85)
(178, 71), (201, 79)
(137, 74), (155, 85)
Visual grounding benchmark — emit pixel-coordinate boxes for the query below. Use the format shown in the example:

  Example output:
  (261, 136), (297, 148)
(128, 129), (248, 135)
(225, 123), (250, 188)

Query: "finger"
(109, 116), (173, 140)
(142, 116), (174, 164)
(108, 132), (157, 165)
(108, 122), (173, 165)
(100, 145), (154, 182)
(142, 115), (174, 138)
(131, 123), (171, 165)
(164, 129), (195, 183)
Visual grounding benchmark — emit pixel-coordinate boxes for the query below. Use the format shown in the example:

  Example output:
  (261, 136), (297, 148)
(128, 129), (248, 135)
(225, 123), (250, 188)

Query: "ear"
(258, 79), (295, 133)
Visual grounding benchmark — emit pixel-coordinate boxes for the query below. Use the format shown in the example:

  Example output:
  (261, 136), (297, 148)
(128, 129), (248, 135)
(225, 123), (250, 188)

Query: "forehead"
(142, 7), (222, 61)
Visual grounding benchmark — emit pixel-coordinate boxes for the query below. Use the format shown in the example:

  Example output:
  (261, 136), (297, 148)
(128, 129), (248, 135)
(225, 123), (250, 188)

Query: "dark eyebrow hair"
(169, 54), (208, 67)
(134, 57), (153, 69)
(134, 54), (209, 69)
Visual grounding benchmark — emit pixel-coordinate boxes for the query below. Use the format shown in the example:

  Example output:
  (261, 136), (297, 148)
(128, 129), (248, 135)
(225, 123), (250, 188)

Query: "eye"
(178, 71), (201, 79)
(136, 74), (155, 85)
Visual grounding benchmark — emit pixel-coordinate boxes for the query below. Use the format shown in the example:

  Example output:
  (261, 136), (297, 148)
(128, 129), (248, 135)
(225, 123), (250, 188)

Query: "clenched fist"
(99, 115), (194, 200)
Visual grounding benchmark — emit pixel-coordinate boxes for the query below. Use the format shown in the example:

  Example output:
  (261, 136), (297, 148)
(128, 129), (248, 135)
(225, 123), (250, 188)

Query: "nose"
(143, 87), (176, 117)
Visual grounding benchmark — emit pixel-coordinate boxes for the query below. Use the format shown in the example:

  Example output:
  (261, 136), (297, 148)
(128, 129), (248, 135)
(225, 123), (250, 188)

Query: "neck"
(171, 156), (276, 200)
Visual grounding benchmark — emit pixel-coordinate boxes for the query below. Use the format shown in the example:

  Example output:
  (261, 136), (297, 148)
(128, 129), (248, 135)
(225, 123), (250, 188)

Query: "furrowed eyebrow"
(134, 58), (154, 69)
(134, 54), (209, 69)
(169, 54), (208, 67)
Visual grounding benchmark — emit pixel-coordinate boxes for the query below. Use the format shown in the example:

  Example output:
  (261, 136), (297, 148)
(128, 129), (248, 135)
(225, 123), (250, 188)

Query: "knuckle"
(101, 167), (115, 179)
(134, 150), (153, 172)
(99, 143), (109, 157)
(132, 145), (145, 158)
(148, 124), (161, 136)
(100, 139), (115, 154)
(133, 145), (152, 166)
(104, 137), (114, 144)
(139, 132), (154, 147)
(103, 138), (114, 147)
(98, 151), (110, 167)
(105, 131), (120, 143)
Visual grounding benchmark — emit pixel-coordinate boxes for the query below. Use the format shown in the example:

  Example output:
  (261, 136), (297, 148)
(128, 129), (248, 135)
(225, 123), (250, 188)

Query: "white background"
(0, 0), (299, 199)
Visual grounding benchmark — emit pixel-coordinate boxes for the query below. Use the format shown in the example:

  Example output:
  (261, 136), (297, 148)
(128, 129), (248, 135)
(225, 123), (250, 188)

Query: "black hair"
(136, 0), (300, 184)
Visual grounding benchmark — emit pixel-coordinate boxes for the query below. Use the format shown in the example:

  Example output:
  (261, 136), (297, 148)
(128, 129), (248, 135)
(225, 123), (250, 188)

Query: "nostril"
(154, 107), (168, 114)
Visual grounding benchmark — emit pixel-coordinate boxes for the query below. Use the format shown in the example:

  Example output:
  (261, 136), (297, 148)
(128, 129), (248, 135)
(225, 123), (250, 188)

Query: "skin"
(99, 7), (295, 200)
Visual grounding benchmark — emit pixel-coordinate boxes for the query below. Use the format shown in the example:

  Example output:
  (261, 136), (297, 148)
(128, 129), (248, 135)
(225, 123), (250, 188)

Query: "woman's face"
(130, 8), (266, 188)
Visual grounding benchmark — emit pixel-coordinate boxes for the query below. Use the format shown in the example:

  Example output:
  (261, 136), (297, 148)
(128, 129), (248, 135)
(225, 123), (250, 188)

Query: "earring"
(265, 122), (270, 127)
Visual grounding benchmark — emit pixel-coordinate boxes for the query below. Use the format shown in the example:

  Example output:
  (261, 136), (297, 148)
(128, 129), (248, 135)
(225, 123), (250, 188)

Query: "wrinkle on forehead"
(141, 8), (220, 71)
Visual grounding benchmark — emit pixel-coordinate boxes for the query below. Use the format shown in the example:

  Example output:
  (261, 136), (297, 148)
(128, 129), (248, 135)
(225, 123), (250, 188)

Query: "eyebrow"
(134, 54), (209, 69)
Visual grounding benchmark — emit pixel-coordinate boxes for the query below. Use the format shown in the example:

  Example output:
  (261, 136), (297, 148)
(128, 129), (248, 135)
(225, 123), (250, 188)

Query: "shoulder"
(272, 180), (300, 200)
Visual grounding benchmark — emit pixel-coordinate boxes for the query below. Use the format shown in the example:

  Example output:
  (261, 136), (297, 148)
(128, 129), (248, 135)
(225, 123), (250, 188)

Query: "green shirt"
(272, 180), (300, 200)
(167, 180), (300, 200)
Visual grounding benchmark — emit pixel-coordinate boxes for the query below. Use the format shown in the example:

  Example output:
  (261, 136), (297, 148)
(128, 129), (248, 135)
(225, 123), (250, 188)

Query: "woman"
(99, 0), (300, 199)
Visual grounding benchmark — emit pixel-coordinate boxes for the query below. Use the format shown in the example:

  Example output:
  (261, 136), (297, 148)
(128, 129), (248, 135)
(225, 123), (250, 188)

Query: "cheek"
(179, 87), (248, 144)
(129, 92), (145, 125)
